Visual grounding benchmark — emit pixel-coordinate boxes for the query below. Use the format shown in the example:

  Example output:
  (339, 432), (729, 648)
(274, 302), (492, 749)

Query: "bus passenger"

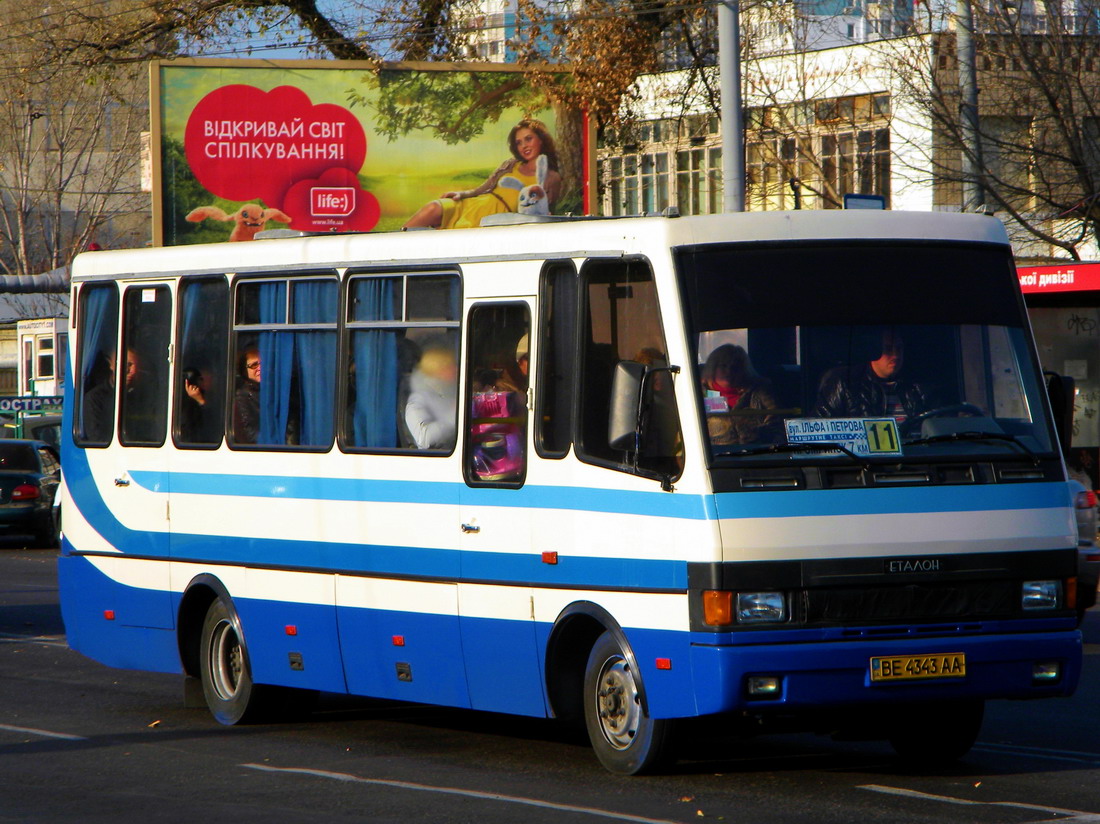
(701, 344), (779, 444)
(405, 344), (458, 449)
(496, 333), (530, 393)
(815, 327), (927, 423)
(233, 348), (261, 444)
(180, 367), (212, 443)
(82, 348), (118, 442)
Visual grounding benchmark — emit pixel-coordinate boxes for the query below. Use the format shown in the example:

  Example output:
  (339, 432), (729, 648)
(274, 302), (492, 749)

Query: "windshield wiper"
(721, 441), (869, 467)
(903, 431), (1038, 463)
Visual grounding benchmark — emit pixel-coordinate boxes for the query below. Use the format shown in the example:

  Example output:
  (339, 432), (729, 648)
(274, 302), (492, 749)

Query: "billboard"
(1018, 262), (1100, 295)
(152, 59), (588, 244)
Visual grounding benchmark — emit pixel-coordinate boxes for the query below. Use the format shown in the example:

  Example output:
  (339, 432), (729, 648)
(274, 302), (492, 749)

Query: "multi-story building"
(598, 38), (919, 216)
(460, 0), (574, 60)
(596, 15), (1100, 264)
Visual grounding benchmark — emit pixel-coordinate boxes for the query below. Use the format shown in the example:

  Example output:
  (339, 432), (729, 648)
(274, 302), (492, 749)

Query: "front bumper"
(683, 628), (1082, 717)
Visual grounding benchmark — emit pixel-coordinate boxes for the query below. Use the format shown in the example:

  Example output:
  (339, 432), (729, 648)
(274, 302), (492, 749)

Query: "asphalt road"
(4, 546), (1100, 823)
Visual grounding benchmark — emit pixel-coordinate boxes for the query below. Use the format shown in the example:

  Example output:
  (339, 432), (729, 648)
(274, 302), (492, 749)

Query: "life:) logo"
(311, 187), (355, 216)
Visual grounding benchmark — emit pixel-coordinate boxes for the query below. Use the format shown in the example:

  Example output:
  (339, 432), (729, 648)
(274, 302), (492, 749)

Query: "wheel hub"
(596, 658), (641, 749)
(210, 619), (242, 701)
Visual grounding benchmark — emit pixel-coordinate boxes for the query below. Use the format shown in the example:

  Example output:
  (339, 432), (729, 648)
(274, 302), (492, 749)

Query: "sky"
(189, 1), (383, 62)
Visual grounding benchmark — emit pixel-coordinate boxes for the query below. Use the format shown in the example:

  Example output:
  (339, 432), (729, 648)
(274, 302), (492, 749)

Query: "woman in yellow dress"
(403, 119), (563, 229)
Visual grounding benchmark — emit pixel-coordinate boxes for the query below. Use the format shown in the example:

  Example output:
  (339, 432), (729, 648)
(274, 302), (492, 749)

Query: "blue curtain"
(180, 282), (202, 357)
(79, 285), (117, 388)
(352, 279), (398, 447)
(292, 281), (338, 446)
(258, 282), (292, 445)
(78, 284), (118, 437)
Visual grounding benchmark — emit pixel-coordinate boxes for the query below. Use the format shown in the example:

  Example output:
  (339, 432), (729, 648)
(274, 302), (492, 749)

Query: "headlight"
(1021, 580), (1061, 610)
(736, 591), (787, 623)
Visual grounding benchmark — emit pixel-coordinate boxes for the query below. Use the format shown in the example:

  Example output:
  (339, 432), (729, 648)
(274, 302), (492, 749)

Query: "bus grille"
(802, 581), (1018, 624)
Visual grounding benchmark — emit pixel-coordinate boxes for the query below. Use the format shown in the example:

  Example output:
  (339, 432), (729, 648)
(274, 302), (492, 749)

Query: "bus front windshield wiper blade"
(903, 430), (1038, 463)
(722, 441), (869, 467)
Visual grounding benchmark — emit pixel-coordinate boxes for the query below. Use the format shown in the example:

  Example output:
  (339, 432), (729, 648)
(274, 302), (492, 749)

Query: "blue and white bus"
(59, 210), (1082, 774)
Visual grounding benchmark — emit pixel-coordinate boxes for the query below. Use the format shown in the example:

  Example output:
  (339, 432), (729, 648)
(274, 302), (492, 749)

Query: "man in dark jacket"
(816, 328), (927, 423)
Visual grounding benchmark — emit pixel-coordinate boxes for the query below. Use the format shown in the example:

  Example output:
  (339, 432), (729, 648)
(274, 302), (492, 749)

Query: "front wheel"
(583, 631), (676, 775)
(888, 699), (984, 764)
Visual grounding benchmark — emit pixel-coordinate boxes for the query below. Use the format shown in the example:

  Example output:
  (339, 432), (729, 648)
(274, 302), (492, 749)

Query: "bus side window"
(536, 261), (577, 458)
(175, 277), (229, 448)
(345, 272), (461, 452)
(464, 303), (529, 484)
(74, 282), (120, 447)
(230, 275), (338, 449)
(577, 258), (683, 479)
(120, 285), (172, 447)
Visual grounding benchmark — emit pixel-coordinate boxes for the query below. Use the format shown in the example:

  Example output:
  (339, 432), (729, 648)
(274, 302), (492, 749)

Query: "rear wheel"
(200, 598), (274, 724)
(888, 699), (984, 764)
(583, 631), (676, 775)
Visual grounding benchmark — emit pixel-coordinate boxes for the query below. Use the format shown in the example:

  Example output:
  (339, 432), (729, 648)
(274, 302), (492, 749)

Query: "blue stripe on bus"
(714, 481), (1069, 519)
(127, 469), (1066, 520)
(127, 470), (716, 519)
(64, 446), (689, 588)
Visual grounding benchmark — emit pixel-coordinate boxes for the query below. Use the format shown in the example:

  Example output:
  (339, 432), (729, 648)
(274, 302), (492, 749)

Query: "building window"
(640, 152), (670, 214)
(607, 153), (665, 216)
(677, 148), (706, 215)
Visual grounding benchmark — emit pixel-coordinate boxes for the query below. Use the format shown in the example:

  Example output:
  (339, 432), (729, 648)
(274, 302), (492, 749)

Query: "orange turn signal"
(702, 590), (733, 626)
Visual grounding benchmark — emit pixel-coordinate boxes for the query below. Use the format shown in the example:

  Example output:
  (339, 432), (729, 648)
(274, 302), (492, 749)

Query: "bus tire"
(887, 699), (984, 764)
(199, 597), (271, 725)
(583, 631), (676, 775)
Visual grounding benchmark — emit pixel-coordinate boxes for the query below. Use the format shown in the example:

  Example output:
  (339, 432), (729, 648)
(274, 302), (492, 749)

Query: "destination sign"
(785, 417), (903, 457)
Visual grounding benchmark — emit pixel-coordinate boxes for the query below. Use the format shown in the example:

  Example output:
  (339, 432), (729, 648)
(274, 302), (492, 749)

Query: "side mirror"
(1045, 371), (1075, 453)
(608, 361), (646, 451)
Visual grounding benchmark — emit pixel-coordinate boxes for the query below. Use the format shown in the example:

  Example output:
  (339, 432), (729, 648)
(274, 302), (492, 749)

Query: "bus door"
(73, 280), (175, 630)
(458, 300), (545, 715)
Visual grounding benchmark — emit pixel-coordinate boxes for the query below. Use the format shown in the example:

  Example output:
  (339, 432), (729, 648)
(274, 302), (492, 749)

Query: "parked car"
(21, 411), (61, 451)
(0, 439), (60, 547)
(1069, 476), (1100, 623)
(0, 413), (62, 447)
(22, 414), (61, 448)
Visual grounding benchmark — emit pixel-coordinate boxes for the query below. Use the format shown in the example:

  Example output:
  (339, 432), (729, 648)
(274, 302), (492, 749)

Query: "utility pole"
(956, 0), (985, 211)
(719, 0), (745, 212)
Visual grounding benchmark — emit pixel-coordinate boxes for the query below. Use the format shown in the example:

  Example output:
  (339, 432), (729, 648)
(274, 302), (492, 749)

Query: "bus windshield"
(676, 241), (1055, 463)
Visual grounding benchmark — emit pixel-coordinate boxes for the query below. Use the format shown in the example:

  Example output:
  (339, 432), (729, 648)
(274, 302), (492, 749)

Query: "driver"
(815, 327), (928, 424)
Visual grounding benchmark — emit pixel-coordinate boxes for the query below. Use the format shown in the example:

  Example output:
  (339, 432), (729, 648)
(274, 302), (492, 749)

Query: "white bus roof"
(71, 210), (1010, 281)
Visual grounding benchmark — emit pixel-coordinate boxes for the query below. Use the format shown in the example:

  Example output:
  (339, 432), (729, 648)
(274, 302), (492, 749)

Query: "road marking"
(242, 763), (686, 823)
(0, 723), (86, 741)
(860, 784), (1100, 821)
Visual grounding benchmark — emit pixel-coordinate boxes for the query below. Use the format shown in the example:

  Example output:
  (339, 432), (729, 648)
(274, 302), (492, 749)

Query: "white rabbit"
(517, 154), (550, 216)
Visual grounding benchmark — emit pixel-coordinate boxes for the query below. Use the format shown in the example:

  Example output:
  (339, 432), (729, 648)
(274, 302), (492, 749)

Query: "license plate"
(870, 653), (966, 682)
